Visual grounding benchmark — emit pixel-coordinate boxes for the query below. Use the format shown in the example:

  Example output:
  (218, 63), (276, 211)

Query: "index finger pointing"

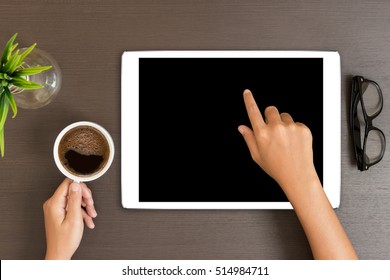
(243, 89), (265, 131)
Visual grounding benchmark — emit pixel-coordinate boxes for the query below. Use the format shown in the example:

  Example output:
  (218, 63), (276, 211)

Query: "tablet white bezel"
(121, 50), (340, 209)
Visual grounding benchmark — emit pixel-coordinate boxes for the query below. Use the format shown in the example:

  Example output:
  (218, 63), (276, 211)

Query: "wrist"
(279, 172), (323, 206)
(45, 249), (71, 260)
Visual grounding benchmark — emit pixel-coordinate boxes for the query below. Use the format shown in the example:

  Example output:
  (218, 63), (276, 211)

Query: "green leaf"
(15, 82), (44, 90)
(11, 77), (44, 89)
(4, 87), (17, 118)
(13, 65), (52, 77)
(0, 126), (4, 157)
(17, 43), (36, 68)
(10, 43), (19, 53)
(0, 92), (6, 157)
(1, 33), (18, 65)
(0, 93), (9, 129)
(10, 76), (29, 87)
(9, 54), (25, 74)
(3, 49), (20, 73)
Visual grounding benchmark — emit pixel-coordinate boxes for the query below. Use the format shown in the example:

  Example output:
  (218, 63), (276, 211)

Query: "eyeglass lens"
(365, 129), (384, 164)
(361, 81), (382, 116)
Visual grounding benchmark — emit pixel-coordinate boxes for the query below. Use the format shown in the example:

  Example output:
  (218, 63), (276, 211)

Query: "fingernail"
(93, 209), (98, 217)
(71, 183), (81, 192)
(244, 89), (251, 95)
(238, 126), (245, 134)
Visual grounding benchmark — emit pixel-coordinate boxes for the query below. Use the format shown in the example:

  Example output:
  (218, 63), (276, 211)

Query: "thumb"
(66, 183), (83, 222)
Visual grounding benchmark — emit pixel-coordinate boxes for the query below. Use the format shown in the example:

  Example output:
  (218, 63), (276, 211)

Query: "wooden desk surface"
(1, 0), (389, 260)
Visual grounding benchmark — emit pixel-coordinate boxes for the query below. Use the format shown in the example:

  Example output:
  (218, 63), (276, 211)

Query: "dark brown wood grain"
(1, 0), (390, 260)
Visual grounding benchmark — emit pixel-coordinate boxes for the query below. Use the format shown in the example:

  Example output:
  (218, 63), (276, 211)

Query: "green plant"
(0, 33), (52, 157)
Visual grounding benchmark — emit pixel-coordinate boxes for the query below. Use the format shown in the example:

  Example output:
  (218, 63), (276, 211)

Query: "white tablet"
(121, 51), (340, 209)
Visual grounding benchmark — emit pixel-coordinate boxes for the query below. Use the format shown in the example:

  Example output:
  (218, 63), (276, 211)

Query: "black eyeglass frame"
(350, 75), (386, 171)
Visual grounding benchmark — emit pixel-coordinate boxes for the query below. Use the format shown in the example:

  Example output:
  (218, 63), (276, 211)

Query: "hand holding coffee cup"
(53, 122), (114, 182)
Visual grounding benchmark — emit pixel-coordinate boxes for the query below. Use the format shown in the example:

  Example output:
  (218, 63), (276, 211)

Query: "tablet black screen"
(139, 58), (323, 202)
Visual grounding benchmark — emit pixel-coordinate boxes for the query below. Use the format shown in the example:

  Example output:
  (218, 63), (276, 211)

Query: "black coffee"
(64, 150), (104, 174)
(58, 126), (110, 176)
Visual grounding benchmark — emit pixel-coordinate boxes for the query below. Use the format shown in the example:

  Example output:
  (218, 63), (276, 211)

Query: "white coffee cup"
(53, 121), (115, 182)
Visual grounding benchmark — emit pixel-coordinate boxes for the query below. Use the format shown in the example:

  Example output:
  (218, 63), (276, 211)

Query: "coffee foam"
(61, 127), (106, 156)
(58, 126), (110, 176)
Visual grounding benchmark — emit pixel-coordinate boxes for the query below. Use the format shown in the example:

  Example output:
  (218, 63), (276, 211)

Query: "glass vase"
(11, 48), (62, 109)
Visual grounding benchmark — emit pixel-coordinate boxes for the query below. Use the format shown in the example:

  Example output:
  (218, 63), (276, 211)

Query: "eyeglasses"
(350, 76), (386, 171)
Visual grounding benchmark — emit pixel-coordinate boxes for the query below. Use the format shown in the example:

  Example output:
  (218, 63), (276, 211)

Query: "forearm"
(238, 90), (357, 259)
(285, 178), (358, 260)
